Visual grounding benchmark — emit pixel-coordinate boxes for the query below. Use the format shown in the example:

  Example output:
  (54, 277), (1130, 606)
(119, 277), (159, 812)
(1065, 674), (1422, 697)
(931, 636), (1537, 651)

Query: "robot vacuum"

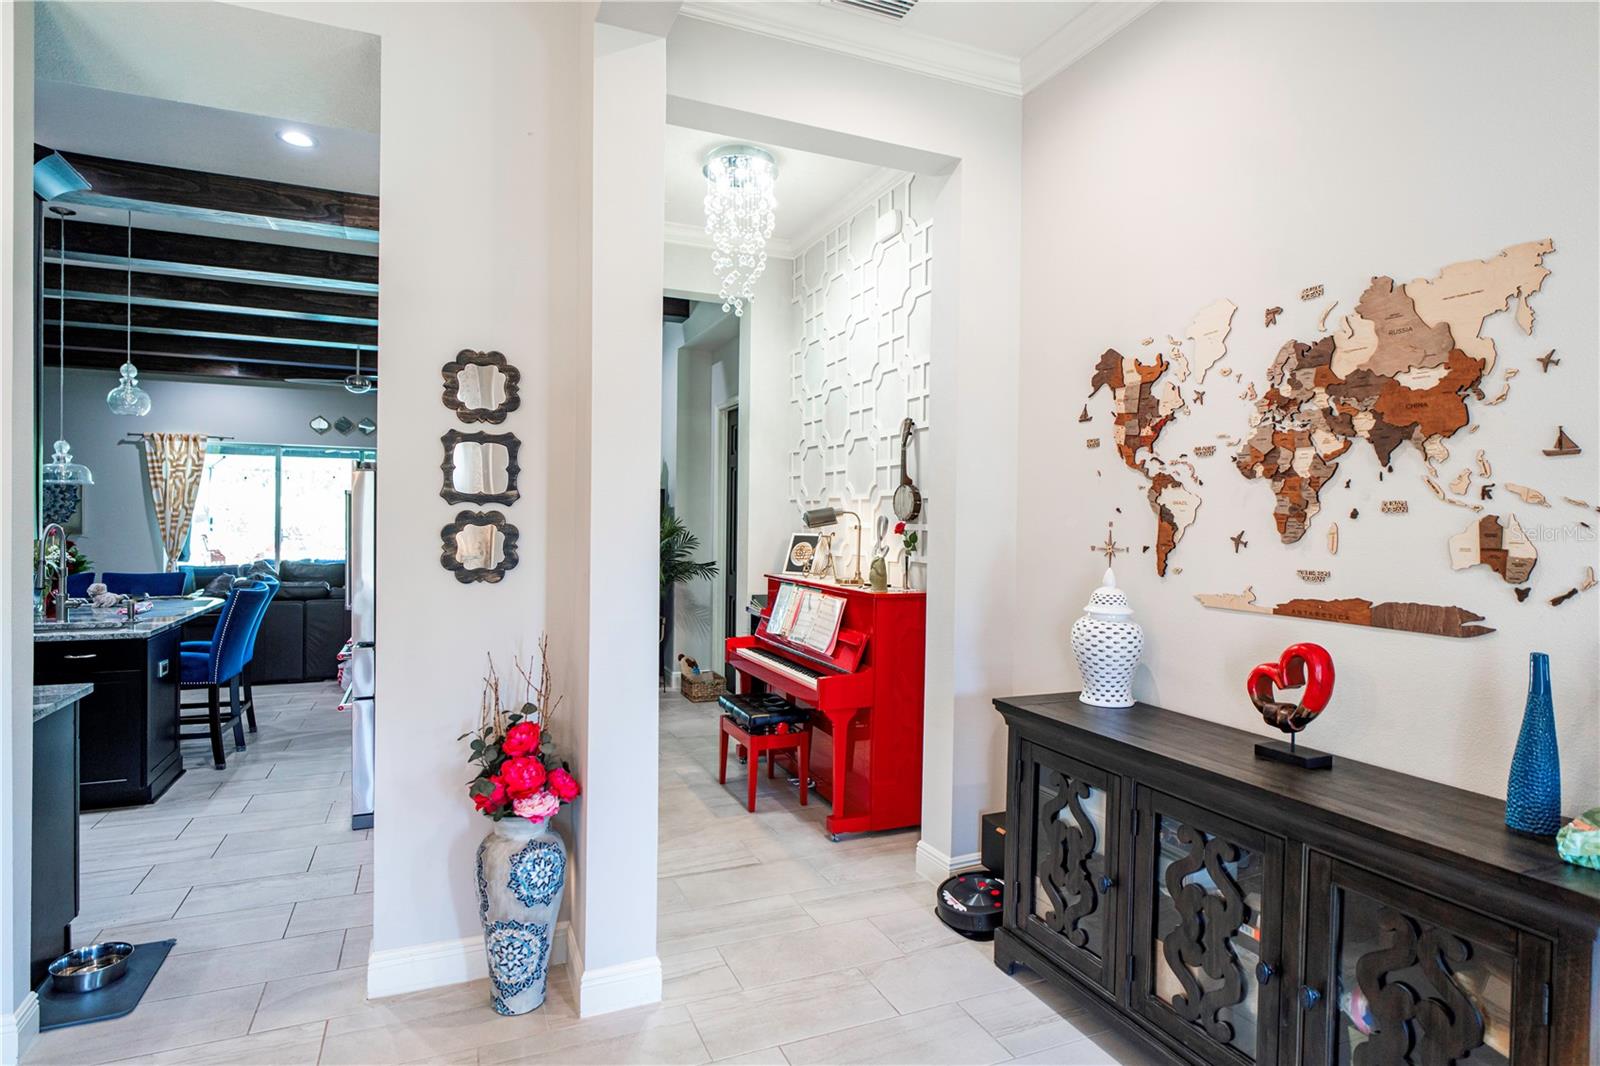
(934, 871), (1005, 940)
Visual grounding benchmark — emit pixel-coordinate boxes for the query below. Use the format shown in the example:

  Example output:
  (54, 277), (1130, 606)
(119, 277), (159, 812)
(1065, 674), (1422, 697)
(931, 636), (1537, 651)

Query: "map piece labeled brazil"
(1234, 240), (1551, 544)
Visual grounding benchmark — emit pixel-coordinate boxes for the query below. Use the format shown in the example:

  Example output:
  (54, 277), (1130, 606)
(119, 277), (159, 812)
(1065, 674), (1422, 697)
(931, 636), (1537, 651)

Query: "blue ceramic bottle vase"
(1506, 652), (1562, 836)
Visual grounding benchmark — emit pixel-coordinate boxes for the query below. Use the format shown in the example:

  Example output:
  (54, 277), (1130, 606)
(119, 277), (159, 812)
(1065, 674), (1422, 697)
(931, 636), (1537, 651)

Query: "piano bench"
(719, 714), (810, 813)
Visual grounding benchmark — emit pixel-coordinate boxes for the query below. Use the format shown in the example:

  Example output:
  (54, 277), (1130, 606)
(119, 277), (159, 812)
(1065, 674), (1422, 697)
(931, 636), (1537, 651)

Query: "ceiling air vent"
(831, 0), (918, 20)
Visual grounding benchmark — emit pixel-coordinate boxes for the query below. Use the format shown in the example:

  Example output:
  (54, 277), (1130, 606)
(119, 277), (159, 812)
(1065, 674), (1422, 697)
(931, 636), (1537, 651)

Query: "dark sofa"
(180, 560), (351, 683)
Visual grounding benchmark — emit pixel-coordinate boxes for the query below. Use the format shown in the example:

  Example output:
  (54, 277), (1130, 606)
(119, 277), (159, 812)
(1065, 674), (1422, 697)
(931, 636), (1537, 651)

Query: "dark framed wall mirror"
(440, 430), (520, 506)
(442, 349), (521, 424)
(440, 510), (519, 583)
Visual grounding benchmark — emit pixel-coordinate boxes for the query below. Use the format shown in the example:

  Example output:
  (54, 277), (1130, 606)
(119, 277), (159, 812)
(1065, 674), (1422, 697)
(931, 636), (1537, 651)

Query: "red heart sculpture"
(1247, 643), (1334, 734)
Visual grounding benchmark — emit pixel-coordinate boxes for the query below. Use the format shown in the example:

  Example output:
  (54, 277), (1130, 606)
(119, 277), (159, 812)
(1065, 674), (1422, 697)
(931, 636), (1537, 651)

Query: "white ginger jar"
(1070, 567), (1144, 708)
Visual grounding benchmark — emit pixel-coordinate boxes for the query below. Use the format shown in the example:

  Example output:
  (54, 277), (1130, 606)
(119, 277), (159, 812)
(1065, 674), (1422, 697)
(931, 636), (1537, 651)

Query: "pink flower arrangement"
(460, 639), (580, 825)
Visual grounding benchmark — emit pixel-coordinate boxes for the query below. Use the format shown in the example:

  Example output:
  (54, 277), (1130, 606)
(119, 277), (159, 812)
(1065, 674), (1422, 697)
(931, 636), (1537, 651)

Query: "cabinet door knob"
(1301, 985), (1322, 1009)
(1099, 875), (1115, 891)
(1255, 962), (1274, 985)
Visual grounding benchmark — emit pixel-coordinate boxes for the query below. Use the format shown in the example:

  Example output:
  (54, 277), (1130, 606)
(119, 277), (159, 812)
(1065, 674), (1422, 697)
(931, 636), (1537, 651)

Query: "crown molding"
(678, 1), (1021, 97)
(1021, 2), (1157, 94)
(784, 165), (906, 257)
(677, 2), (1155, 99)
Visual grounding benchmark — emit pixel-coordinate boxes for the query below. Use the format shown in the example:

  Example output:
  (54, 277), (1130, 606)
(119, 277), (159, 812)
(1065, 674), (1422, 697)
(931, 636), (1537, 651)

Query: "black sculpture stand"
(1254, 735), (1333, 769)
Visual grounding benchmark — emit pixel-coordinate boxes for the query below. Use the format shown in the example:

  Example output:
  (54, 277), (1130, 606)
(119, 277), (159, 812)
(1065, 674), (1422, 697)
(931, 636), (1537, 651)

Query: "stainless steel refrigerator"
(346, 463), (376, 830)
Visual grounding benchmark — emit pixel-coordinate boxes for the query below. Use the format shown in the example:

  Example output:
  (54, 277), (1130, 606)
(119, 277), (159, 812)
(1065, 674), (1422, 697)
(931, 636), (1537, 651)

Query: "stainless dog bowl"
(48, 942), (134, 993)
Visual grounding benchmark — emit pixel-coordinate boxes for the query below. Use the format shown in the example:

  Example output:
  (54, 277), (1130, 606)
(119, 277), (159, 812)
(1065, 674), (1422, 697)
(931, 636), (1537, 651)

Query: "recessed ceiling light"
(277, 129), (317, 149)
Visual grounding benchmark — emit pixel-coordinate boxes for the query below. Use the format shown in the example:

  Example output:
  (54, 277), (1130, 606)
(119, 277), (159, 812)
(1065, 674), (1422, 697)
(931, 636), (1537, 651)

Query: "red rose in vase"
(499, 756), (547, 798)
(473, 777), (508, 813)
(502, 721), (541, 757)
(548, 767), (581, 803)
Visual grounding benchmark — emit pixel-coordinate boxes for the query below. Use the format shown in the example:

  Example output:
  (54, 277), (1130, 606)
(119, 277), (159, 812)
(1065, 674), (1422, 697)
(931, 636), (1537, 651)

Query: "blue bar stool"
(179, 580), (275, 769)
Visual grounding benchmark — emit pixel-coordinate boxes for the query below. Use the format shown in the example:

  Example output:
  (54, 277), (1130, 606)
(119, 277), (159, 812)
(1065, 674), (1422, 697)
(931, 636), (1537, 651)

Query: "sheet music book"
(765, 582), (846, 655)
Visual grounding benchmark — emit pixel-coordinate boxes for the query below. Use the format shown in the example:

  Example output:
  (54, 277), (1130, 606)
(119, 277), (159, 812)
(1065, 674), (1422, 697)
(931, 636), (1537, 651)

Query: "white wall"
(1018, 1), (1599, 809)
(1, 3), (36, 1056)
(666, 16), (1023, 876)
(787, 173), (931, 587)
(38, 370), (376, 572)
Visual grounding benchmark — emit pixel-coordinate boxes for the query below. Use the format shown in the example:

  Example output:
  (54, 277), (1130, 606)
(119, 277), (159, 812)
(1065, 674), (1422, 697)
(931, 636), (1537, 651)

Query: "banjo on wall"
(894, 417), (922, 523)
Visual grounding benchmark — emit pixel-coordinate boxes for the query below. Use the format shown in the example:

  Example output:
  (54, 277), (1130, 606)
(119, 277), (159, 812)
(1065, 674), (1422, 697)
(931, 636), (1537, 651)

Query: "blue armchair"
(178, 579), (276, 769)
(103, 571), (190, 597)
(66, 572), (96, 598)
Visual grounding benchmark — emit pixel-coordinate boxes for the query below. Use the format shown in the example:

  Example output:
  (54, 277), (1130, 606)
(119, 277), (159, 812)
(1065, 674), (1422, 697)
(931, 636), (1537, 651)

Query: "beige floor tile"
(81, 817), (199, 844)
(686, 970), (897, 1060)
(102, 1021), (327, 1065)
(1004, 1028), (1166, 1066)
(94, 905), (294, 957)
(94, 796), (249, 825)
(211, 822), (364, 856)
(248, 966), (371, 1033)
(316, 978), (503, 1037)
(710, 1049), (787, 1065)
(145, 931), (345, 1001)
(657, 893), (817, 954)
(309, 839), (374, 871)
(339, 925), (373, 969)
(79, 866), (151, 900)
(796, 881), (930, 926)
(661, 947), (742, 1005)
(958, 984), (1106, 1057)
(137, 846), (314, 892)
(780, 1004), (1011, 1065)
(318, 1002), (546, 1065)
(22, 985), (264, 1064)
(356, 864), (374, 893)
(74, 887), (190, 929)
(175, 867), (356, 918)
(284, 891), (373, 936)
(716, 918), (902, 989)
(180, 805), (336, 839)
(479, 1004), (698, 1065)
(80, 837), (223, 874)
(241, 786), (347, 812)
(862, 942), (1024, 1014)
(672, 859), (830, 906)
(867, 906), (968, 954)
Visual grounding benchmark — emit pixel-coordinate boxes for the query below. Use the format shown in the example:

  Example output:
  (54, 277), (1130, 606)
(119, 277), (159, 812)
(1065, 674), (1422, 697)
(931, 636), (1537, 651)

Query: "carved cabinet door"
(1299, 853), (1551, 1066)
(1131, 789), (1285, 1064)
(1015, 743), (1122, 995)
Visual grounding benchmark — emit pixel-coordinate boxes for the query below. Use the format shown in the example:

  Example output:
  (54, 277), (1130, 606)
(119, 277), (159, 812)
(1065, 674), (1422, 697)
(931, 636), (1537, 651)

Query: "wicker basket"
(680, 671), (727, 703)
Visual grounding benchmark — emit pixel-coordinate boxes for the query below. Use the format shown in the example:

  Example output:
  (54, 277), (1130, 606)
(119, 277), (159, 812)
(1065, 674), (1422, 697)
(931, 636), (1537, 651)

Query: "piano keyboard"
(739, 647), (827, 691)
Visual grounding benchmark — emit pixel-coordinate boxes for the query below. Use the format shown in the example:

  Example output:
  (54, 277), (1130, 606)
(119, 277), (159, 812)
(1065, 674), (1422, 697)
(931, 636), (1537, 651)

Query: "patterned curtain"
(142, 433), (208, 571)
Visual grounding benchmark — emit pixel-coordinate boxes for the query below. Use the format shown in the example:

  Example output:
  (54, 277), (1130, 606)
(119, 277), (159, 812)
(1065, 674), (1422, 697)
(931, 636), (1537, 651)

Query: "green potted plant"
(660, 504), (717, 686)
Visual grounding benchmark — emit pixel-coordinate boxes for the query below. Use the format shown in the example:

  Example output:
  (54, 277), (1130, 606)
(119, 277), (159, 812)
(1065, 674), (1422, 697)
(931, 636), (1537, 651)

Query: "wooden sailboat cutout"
(1543, 426), (1581, 456)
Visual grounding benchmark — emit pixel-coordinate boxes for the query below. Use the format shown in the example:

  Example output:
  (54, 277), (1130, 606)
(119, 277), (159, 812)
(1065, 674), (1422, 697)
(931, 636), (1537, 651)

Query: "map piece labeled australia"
(1234, 240), (1552, 544)
(1448, 513), (1538, 584)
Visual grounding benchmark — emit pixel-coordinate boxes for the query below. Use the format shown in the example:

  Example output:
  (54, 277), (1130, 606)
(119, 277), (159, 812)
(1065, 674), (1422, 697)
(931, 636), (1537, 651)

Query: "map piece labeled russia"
(1235, 240), (1551, 543)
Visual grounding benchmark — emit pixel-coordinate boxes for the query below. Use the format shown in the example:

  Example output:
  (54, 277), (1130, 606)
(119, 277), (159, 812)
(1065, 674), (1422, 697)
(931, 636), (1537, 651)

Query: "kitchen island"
(34, 598), (220, 808)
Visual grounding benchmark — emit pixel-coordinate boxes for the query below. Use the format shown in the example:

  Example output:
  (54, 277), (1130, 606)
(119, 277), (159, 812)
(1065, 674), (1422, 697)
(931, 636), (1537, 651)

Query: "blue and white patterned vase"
(1506, 652), (1561, 837)
(476, 818), (567, 1014)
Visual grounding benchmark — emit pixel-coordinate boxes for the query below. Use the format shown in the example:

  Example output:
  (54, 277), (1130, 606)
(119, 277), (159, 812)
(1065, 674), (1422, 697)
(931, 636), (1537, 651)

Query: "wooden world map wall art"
(1084, 238), (1577, 639)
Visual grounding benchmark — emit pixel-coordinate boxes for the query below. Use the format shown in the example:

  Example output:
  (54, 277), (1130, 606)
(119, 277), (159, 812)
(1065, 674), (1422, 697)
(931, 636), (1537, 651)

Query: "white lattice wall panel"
(789, 177), (933, 570)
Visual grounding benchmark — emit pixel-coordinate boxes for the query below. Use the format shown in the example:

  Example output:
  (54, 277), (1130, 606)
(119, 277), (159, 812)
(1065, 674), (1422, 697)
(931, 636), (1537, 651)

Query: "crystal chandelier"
(106, 210), (152, 416)
(43, 207), (93, 485)
(702, 145), (778, 317)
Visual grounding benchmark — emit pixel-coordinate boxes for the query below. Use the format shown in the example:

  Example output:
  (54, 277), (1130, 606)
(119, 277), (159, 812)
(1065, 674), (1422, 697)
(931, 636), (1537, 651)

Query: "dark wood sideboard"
(993, 692), (1600, 1066)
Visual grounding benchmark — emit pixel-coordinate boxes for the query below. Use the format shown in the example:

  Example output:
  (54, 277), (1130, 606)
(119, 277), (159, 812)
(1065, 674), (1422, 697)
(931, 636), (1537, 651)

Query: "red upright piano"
(725, 573), (926, 839)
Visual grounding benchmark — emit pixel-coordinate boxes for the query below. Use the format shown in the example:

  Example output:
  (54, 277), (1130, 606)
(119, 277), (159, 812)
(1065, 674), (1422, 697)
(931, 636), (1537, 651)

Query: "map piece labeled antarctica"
(1233, 240), (1552, 544)
(1448, 513), (1538, 584)
(1194, 587), (1495, 638)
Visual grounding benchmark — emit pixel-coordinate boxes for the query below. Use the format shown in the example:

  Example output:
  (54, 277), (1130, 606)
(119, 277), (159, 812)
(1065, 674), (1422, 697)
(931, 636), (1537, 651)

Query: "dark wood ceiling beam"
(47, 266), (378, 322)
(43, 325), (377, 372)
(45, 220), (378, 287)
(56, 347), (353, 383)
(50, 299), (378, 348)
(663, 297), (692, 322)
(41, 150), (378, 241)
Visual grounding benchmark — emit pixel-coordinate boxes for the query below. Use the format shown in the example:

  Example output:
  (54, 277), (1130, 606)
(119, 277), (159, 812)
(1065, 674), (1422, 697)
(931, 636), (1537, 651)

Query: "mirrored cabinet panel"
(1018, 744), (1120, 993)
(440, 430), (520, 505)
(442, 350), (521, 424)
(1133, 791), (1283, 1064)
(440, 510), (519, 583)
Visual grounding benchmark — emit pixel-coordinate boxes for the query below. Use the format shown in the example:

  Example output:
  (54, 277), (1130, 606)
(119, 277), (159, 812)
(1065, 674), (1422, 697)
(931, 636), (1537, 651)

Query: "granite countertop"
(34, 683), (93, 722)
(34, 597), (222, 643)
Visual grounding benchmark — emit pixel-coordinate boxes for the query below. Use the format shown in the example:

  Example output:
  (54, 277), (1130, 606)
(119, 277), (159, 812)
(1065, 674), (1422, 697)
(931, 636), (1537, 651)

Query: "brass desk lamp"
(802, 507), (864, 585)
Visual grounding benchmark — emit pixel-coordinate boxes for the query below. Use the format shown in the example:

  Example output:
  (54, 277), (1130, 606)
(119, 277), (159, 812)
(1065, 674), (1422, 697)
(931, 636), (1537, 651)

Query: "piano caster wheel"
(829, 833), (841, 843)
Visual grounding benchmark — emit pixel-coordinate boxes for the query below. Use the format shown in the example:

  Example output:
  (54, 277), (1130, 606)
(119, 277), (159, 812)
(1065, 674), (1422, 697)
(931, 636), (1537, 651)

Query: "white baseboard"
(563, 927), (662, 1018)
(366, 921), (568, 1000)
(915, 839), (983, 884)
(2, 991), (39, 1064)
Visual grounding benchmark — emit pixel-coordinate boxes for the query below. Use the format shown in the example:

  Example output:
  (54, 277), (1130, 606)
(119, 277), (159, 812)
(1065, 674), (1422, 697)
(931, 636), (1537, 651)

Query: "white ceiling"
(664, 124), (901, 255)
(676, 1), (1155, 95)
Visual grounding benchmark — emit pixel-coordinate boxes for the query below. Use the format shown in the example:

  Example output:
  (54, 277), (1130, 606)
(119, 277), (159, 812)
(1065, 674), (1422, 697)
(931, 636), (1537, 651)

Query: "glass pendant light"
(42, 207), (93, 486)
(343, 347), (375, 395)
(106, 210), (152, 416)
